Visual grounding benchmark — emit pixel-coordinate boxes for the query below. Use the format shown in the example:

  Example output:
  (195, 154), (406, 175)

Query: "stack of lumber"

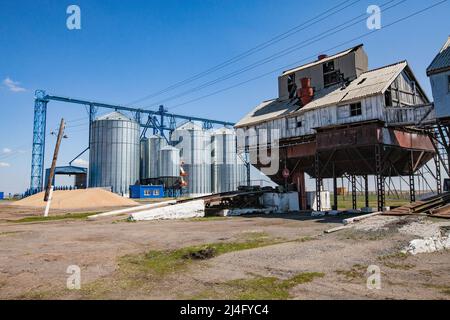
(384, 193), (450, 219)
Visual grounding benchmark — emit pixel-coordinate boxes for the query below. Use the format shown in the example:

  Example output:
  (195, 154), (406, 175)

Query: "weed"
(11, 212), (99, 223)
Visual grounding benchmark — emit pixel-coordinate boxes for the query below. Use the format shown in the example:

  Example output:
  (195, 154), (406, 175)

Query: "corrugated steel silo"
(211, 127), (237, 193)
(158, 146), (180, 177)
(140, 134), (167, 179)
(89, 111), (140, 195)
(140, 137), (149, 181)
(172, 122), (211, 196)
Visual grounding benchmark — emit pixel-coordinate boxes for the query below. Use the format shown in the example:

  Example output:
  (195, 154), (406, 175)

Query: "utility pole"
(44, 118), (65, 202)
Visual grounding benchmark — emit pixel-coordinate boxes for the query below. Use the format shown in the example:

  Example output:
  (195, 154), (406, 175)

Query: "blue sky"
(0, 0), (449, 194)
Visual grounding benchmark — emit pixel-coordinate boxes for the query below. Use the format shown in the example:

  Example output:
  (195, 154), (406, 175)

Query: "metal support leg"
(375, 145), (385, 212)
(435, 155), (442, 195)
(315, 152), (321, 212)
(364, 175), (369, 209)
(409, 151), (416, 203)
(333, 164), (338, 211)
(351, 175), (357, 210)
(30, 91), (48, 193)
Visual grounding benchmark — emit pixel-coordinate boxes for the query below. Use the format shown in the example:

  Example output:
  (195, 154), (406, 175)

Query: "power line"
(144, 0), (402, 108)
(124, 0), (362, 106)
(166, 0), (447, 111)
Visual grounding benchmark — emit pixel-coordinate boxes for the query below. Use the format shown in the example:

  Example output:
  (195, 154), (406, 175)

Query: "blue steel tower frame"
(30, 90), (48, 193)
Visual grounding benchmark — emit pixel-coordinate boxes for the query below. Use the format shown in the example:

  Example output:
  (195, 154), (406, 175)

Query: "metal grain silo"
(140, 137), (149, 181)
(140, 134), (167, 179)
(89, 111), (140, 195)
(171, 122), (211, 196)
(158, 146), (180, 178)
(211, 127), (237, 193)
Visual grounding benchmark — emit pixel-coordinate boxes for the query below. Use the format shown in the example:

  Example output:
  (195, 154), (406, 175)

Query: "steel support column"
(315, 152), (321, 211)
(435, 155), (442, 195)
(30, 91), (48, 193)
(375, 145), (385, 212)
(364, 175), (369, 209)
(409, 151), (416, 203)
(333, 163), (338, 210)
(351, 175), (357, 210)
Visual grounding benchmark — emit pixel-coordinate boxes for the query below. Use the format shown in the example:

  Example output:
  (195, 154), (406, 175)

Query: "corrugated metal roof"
(427, 36), (450, 76)
(235, 99), (299, 128)
(175, 121), (203, 131)
(297, 61), (407, 112)
(51, 166), (87, 175)
(236, 61), (410, 128)
(281, 44), (363, 76)
(96, 111), (134, 122)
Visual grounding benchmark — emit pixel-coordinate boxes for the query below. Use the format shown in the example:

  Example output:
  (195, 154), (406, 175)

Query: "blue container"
(0, 192), (4, 200)
(129, 185), (164, 199)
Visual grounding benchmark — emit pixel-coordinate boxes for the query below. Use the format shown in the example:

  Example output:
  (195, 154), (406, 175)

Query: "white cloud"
(73, 158), (88, 167)
(2, 148), (12, 154)
(0, 162), (11, 167)
(3, 77), (26, 93)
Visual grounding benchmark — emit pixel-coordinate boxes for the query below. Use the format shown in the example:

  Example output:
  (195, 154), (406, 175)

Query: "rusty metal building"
(236, 44), (440, 212)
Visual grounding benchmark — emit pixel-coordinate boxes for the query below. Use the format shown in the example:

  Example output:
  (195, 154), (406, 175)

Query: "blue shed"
(129, 185), (164, 199)
(0, 192), (4, 200)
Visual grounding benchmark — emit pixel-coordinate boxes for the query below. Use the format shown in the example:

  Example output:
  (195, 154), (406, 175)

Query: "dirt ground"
(0, 202), (449, 300)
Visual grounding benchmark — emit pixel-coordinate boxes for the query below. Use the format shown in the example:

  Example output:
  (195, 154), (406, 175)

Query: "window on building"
(287, 74), (297, 99)
(350, 102), (362, 117)
(144, 189), (151, 196)
(153, 189), (160, 196)
(297, 120), (303, 128)
(385, 90), (393, 107)
(324, 71), (341, 87)
(323, 61), (335, 73)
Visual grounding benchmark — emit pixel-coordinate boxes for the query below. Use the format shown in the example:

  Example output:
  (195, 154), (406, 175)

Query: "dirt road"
(0, 206), (449, 300)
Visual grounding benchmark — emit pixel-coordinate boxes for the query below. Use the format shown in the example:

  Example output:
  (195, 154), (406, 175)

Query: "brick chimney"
(297, 78), (314, 106)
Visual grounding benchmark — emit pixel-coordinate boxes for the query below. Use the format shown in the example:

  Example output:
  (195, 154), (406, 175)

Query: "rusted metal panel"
(382, 128), (435, 151)
(316, 123), (380, 150)
(287, 141), (316, 158)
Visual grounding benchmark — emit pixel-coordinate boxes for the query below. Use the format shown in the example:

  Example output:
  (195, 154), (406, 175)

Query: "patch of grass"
(335, 264), (368, 280)
(423, 283), (450, 296)
(378, 252), (414, 270)
(339, 229), (390, 241)
(16, 290), (53, 300)
(121, 236), (281, 276)
(378, 252), (408, 261)
(296, 236), (316, 243)
(0, 231), (21, 237)
(191, 272), (325, 300)
(335, 194), (409, 210)
(188, 216), (230, 222)
(11, 212), (99, 223)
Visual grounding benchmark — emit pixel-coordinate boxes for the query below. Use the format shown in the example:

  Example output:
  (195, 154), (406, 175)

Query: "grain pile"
(12, 188), (138, 210)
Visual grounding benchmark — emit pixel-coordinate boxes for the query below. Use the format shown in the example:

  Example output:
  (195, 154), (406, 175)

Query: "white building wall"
(430, 71), (450, 118)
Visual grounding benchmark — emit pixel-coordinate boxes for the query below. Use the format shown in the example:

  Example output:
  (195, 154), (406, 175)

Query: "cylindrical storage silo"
(171, 122), (211, 197)
(211, 127), (237, 193)
(158, 146), (180, 178)
(140, 134), (167, 180)
(140, 137), (149, 181)
(89, 111), (140, 195)
(148, 135), (167, 179)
